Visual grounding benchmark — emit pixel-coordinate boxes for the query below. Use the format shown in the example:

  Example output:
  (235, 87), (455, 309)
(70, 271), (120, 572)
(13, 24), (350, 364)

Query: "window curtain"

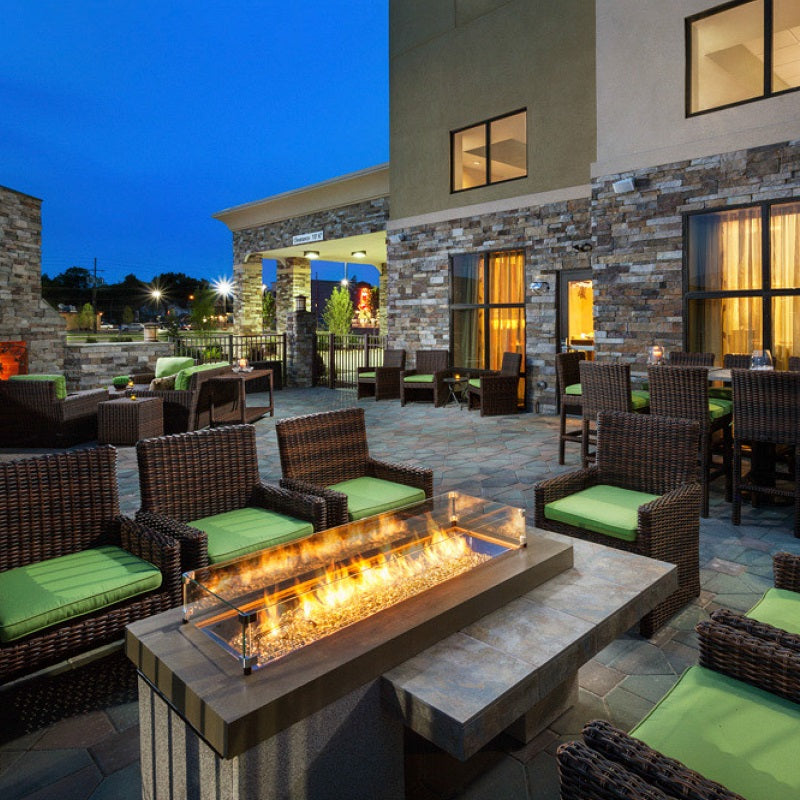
(488, 251), (525, 371)
(771, 202), (800, 367)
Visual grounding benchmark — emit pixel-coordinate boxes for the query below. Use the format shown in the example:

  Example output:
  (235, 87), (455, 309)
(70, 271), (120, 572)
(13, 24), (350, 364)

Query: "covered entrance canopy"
(213, 165), (389, 333)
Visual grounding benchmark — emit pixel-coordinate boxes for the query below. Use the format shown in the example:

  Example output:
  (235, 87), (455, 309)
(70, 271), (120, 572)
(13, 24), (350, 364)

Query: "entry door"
(559, 270), (594, 358)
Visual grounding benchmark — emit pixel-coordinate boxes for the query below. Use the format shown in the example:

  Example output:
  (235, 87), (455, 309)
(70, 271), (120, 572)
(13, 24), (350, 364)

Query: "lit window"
(451, 110), (527, 192)
(687, 0), (800, 115)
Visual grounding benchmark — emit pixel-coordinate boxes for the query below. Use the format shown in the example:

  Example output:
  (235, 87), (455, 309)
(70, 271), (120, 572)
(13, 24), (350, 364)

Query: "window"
(687, 0), (800, 115)
(684, 200), (800, 368)
(450, 250), (525, 396)
(451, 110), (527, 192)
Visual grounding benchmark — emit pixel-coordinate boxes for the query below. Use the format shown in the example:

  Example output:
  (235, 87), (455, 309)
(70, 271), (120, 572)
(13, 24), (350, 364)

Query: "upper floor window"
(687, 0), (800, 115)
(451, 110), (527, 192)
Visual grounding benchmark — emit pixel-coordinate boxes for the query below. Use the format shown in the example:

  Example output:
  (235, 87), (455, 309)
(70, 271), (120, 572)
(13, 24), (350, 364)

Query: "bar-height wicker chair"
(731, 369), (800, 536)
(789, 356), (800, 372)
(136, 424), (326, 572)
(666, 351), (715, 366)
(579, 362), (650, 468)
(723, 353), (753, 369)
(400, 349), (450, 407)
(275, 407), (433, 527)
(357, 349), (406, 401)
(0, 447), (181, 683)
(466, 352), (522, 416)
(648, 365), (732, 517)
(556, 351), (585, 465)
(534, 410), (701, 638)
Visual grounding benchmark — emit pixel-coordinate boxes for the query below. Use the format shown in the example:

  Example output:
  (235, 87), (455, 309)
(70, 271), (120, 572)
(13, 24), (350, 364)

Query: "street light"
(213, 277), (234, 324)
(150, 288), (163, 319)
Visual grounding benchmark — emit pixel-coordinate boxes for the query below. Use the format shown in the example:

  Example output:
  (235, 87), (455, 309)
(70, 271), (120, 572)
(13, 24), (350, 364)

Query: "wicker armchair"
(136, 425), (326, 572)
(357, 349), (406, 401)
(0, 380), (107, 447)
(534, 410), (701, 637)
(0, 447), (181, 682)
(556, 351), (585, 464)
(466, 352), (522, 416)
(789, 356), (800, 372)
(723, 353), (752, 369)
(129, 363), (235, 433)
(400, 349), (450, 407)
(665, 351), (715, 366)
(731, 369), (800, 536)
(275, 407), (433, 527)
(648, 365), (732, 517)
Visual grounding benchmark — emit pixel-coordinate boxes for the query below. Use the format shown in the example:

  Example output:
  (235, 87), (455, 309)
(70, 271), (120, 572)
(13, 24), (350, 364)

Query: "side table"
(98, 397), (164, 446)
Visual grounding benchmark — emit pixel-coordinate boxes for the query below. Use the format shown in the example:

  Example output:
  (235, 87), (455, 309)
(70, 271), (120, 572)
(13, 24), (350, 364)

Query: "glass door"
(559, 270), (594, 358)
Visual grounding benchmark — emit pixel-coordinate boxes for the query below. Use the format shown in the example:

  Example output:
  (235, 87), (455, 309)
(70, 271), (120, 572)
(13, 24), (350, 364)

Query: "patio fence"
(315, 332), (388, 389)
(173, 333), (286, 373)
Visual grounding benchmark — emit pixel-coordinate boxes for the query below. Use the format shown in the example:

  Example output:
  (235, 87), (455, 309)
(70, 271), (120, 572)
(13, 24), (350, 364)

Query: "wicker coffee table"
(98, 396), (163, 446)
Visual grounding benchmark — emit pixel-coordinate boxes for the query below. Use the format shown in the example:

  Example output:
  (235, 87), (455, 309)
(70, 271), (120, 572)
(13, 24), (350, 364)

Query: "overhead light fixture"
(351, 250), (366, 258)
(304, 250), (320, 259)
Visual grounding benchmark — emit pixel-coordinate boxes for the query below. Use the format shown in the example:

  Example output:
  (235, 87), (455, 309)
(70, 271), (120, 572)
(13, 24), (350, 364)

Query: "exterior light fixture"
(351, 250), (366, 258)
(295, 295), (307, 312)
(529, 280), (550, 295)
(304, 250), (320, 259)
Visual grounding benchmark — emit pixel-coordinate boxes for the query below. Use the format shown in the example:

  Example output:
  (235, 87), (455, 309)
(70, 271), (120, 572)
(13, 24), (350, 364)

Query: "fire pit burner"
(183, 493), (527, 673)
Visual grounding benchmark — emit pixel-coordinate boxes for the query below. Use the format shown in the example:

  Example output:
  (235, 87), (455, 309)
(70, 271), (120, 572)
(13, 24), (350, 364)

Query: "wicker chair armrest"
(374, 366), (402, 380)
(130, 372), (156, 384)
(366, 458), (434, 497)
(709, 607), (800, 653)
(61, 388), (107, 419)
(636, 482), (701, 553)
(136, 510), (208, 573)
(250, 482), (327, 531)
(774, 551), (800, 592)
(698, 614), (800, 702)
(575, 719), (745, 800)
(279, 478), (348, 528)
(118, 515), (182, 607)
(128, 388), (191, 407)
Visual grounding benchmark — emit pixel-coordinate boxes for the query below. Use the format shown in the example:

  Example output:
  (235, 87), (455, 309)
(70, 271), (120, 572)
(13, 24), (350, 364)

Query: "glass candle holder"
(750, 349), (773, 371)
(647, 345), (664, 365)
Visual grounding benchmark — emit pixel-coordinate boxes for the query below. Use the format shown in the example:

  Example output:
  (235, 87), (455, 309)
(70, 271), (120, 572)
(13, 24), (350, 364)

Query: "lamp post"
(151, 288), (163, 321)
(213, 278), (234, 327)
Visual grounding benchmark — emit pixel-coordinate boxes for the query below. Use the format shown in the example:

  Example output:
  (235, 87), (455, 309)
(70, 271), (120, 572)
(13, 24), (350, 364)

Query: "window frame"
(682, 198), (800, 354)
(450, 109), (528, 194)
(685, 0), (800, 117)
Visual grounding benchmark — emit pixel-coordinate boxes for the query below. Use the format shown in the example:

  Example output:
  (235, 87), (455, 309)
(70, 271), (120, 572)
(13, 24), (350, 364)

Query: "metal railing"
(173, 333), (286, 369)
(315, 332), (388, 388)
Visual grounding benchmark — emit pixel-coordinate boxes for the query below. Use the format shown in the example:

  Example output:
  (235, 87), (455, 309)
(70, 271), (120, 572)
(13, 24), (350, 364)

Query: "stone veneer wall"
(64, 342), (173, 391)
(0, 185), (66, 373)
(386, 198), (593, 411)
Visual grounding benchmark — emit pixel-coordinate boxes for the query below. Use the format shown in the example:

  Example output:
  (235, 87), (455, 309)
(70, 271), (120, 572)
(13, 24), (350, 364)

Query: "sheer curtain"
(488, 251), (525, 371)
(771, 202), (800, 368)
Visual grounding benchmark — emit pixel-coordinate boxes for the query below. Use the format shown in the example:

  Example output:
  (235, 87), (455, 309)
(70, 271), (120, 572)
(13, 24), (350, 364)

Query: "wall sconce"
(351, 250), (366, 258)
(304, 250), (320, 260)
(612, 177), (635, 194)
(529, 280), (550, 296)
(295, 295), (307, 312)
(572, 243), (593, 252)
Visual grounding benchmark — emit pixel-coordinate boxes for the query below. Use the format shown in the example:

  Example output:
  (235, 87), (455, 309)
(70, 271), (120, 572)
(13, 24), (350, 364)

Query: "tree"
(122, 306), (135, 325)
(189, 288), (217, 331)
(322, 285), (354, 337)
(77, 302), (95, 330)
(262, 289), (276, 330)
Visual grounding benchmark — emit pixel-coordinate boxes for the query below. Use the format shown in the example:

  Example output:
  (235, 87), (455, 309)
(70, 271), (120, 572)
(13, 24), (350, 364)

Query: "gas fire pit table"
(127, 492), (676, 800)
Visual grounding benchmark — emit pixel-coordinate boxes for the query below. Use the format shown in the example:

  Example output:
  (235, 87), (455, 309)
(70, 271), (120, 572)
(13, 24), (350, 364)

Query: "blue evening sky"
(2, 1), (387, 287)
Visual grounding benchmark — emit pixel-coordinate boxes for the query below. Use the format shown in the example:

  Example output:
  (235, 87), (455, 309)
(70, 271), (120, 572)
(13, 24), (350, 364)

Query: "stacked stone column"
(286, 306), (316, 388)
(233, 259), (264, 334)
(275, 258), (311, 334)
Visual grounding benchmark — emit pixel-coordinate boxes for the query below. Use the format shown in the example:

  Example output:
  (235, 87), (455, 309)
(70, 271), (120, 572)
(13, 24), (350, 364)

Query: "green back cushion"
(9, 373), (67, 400)
(360, 371), (376, 379)
(630, 389), (650, 410)
(468, 378), (481, 389)
(174, 361), (229, 391)
(0, 545), (162, 642)
(544, 484), (660, 542)
(632, 665), (800, 800)
(708, 399), (733, 420)
(327, 476), (426, 521)
(746, 587), (800, 636)
(155, 356), (195, 379)
(564, 383), (582, 396)
(189, 507), (313, 564)
(404, 374), (434, 383)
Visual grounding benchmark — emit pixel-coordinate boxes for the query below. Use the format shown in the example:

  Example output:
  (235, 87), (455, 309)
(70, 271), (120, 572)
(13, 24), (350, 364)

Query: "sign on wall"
(292, 230), (324, 245)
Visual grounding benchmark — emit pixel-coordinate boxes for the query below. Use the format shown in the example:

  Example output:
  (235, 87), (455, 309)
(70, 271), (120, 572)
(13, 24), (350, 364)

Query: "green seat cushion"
(631, 389), (650, 410)
(359, 371), (376, 379)
(404, 374), (434, 383)
(544, 484), (660, 542)
(174, 361), (230, 391)
(9, 373), (67, 400)
(565, 383), (582, 396)
(708, 399), (733, 420)
(0, 545), (162, 643)
(155, 356), (195, 379)
(468, 378), (481, 389)
(708, 386), (733, 401)
(632, 665), (800, 800)
(327, 476), (427, 521)
(746, 587), (800, 636)
(189, 507), (314, 564)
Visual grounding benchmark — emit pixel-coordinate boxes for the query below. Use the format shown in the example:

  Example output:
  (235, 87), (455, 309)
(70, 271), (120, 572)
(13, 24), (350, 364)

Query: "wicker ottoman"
(98, 397), (163, 446)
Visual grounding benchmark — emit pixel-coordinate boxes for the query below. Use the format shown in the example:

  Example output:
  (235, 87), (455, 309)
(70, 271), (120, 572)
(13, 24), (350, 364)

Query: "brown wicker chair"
(731, 369), (800, 536)
(556, 351), (586, 464)
(723, 353), (752, 369)
(0, 446), (181, 682)
(400, 349), (450, 406)
(579, 362), (650, 468)
(136, 424), (326, 572)
(666, 351), (715, 366)
(357, 349), (406, 401)
(648, 365), (732, 518)
(534, 410), (701, 637)
(789, 356), (800, 372)
(275, 407), (434, 526)
(466, 352), (522, 416)
(0, 380), (107, 447)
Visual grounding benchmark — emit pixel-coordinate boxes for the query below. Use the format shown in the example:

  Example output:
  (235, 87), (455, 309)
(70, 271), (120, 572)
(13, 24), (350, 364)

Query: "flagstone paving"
(1, 386), (798, 799)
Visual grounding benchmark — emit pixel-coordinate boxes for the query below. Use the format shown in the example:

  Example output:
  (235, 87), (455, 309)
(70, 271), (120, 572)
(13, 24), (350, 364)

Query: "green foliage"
(262, 290), (276, 330)
(164, 317), (181, 340)
(77, 302), (96, 330)
(112, 375), (131, 388)
(190, 288), (217, 331)
(202, 345), (223, 361)
(322, 286), (354, 337)
(122, 306), (135, 325)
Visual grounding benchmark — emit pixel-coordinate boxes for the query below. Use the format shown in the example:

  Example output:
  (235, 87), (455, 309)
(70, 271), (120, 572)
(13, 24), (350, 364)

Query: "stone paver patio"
(1, 386), (797, 800)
